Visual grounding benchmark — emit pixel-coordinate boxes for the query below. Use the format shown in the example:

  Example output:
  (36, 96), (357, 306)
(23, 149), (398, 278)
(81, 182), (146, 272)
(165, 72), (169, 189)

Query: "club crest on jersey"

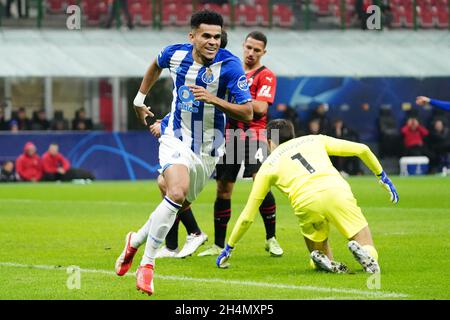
(177, 85), (200, 113)
(237, 75), (249, 91)
(201, 68), (215, 84)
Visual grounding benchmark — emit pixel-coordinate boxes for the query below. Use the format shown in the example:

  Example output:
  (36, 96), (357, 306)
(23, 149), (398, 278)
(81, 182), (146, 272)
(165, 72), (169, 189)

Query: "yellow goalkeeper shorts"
(295, 188), (368, 242)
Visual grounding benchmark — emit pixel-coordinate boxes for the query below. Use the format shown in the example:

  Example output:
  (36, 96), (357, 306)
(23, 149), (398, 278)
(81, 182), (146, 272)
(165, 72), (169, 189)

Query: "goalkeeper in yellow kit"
(216, 119), (399, 273)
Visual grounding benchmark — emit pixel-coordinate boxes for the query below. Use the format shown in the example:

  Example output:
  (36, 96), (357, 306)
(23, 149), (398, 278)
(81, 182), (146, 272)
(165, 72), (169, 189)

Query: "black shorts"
(215, 138), (269, 182)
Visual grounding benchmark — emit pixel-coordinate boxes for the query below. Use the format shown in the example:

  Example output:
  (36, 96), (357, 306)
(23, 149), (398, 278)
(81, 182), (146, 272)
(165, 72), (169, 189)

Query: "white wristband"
(134, 91), (146, 107)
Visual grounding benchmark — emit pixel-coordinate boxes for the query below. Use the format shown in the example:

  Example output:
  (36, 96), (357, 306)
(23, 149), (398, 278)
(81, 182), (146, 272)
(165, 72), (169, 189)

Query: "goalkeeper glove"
(378, 171), (399, 204)
(216, 244), (234, 269)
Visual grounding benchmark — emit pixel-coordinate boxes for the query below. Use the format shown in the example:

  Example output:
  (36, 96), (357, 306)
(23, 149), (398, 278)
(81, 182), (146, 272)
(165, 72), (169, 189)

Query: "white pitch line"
(0, 262), (408, 299)
(2, 199), (449, 212)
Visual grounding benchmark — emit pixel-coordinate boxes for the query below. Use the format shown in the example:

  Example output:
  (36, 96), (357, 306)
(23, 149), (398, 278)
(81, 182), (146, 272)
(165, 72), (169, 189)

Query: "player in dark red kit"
(199, 31), (282, 257)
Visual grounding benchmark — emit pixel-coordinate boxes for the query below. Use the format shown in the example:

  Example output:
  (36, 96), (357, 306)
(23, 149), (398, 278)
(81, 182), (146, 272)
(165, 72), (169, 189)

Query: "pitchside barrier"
(0, 131), (160, 180)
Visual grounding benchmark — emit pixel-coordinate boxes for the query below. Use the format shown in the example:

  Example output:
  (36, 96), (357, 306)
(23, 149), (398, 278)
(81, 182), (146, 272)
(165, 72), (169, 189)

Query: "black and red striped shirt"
(227, 66), (277, 142)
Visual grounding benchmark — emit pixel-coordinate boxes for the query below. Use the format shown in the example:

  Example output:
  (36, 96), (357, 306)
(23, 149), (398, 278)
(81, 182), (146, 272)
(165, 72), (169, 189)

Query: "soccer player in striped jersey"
(199, 31), (282, 257)
(217, 120), (399, 273)
(114, 10), (253, 295)
(149, 30), (230, 259)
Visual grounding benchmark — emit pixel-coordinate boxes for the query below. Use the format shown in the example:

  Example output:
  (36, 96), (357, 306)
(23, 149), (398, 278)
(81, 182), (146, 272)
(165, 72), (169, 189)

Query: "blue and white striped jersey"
(158, 43), (252, 157)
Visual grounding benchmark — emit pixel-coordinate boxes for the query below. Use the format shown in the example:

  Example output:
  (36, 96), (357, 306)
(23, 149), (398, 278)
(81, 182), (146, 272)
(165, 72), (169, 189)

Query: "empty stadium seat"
(272, 4), (294, 27)
(175, 4), (192, 26)
(47, 0), (64, 13)
(418, 5), (435, 27)
(256, 4), (270, 26)
(436, 7), (449, 28)
(313, 0), (332, 16)
(162, 3), (177, 26)
(129, 0), (152, 26)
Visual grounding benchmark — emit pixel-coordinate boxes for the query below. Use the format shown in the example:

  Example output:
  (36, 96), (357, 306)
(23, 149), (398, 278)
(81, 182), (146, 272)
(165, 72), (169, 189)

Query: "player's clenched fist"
(416, 96), (430, 107)
(133, 91), (154, 126)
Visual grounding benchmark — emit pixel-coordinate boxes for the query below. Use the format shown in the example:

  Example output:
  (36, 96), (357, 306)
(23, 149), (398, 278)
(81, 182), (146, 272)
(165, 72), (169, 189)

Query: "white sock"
(141, 197), (181, 266)
(131, 217), (152, 249)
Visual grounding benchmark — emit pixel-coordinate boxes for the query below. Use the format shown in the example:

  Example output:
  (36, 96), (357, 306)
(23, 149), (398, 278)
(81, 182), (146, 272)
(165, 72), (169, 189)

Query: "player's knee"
(217, 181), (233, 199)
(157, 175), (167, 194)
(166, 187), (187, 205)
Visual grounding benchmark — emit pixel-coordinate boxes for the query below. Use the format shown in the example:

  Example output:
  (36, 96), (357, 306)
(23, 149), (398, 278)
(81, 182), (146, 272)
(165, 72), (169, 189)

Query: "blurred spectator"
(51, 110), (69, 130)
(401, 116), (429, 156)
(308, 119), (320, 135)
(14, 107), (31, 130)
(31, 109), (50, 131)
(309, 103), (330, 134)
(15, 141), (43, 182)
(9, 119), (19, 132)
(72, 108), (93, 131)
(271, 103), (302, 136)
(329, 118), (362, 175)
(378, 107), (402, 158)
(105, 0), (134, 30)
(428, 119), (450, 173)
(0, 160), (17, 182)
(0, 106), (8, 131)
(42, 143), (96, 182)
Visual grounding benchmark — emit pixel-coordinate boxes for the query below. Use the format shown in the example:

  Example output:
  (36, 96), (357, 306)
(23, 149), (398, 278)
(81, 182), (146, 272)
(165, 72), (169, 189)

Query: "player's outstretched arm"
(216, 172), (272, 268)
(133, 60), (162, 126)
(416, 96), (450, 111)
(189, 85), (253, 122)
(321, 135), (399, 203)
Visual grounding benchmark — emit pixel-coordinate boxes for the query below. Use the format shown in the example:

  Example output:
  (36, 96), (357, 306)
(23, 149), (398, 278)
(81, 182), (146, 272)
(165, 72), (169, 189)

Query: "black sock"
(165, 216), (180, 250)
(214, 198), (231, 248)
(179, 206), (201, 235)
(259, 191), (276, 240)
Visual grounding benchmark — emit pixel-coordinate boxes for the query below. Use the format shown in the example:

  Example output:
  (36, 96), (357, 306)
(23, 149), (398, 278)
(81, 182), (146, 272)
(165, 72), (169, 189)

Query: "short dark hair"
(245, 31), (267, 47)
(220, 29), (228, 49)
(191, 10), (223, 29)
(266, 119), (295, 145)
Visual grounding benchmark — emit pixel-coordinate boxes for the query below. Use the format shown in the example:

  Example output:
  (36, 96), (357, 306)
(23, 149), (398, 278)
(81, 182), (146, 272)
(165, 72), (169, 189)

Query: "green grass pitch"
(0, 177), (449, 300)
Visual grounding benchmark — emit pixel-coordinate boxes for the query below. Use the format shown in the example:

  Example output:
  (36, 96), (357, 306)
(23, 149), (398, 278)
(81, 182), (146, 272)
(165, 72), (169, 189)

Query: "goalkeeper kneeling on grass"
(216, 119), (399, 273)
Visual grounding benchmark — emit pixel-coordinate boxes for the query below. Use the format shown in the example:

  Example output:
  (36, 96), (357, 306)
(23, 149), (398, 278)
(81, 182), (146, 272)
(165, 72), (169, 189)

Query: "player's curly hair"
(267, 119), (295, 145)
(220, 29), (228, 49)
(191, 10), (223, 29)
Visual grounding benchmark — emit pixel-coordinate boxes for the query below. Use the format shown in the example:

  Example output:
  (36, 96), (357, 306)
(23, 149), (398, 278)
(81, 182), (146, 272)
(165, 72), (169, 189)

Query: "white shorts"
(158, 135), (219, 203)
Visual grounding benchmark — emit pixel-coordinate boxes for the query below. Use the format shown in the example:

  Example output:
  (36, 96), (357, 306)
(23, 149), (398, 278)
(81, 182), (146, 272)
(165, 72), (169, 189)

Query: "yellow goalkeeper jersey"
(228, 135), (383, 247)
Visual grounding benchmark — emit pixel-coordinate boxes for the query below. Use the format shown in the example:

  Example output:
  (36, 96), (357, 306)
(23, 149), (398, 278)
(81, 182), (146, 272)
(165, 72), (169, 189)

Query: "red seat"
(162, 3), (177, 26)
(436, 6), (449, 28)
(175, 4), (192, 26)
(234, 4), (246, 26)
(129, 0), (152, 26)
(243, 5), (258, 26)
(256, 4), (270, 26)
(390, 6), (403, 28)
(272, 4), (294, 27)
(47, 0), (64, 13)
(400, 5), (415, 27)
(418, 5), (435, 28)
(313, 0), (331, 15)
